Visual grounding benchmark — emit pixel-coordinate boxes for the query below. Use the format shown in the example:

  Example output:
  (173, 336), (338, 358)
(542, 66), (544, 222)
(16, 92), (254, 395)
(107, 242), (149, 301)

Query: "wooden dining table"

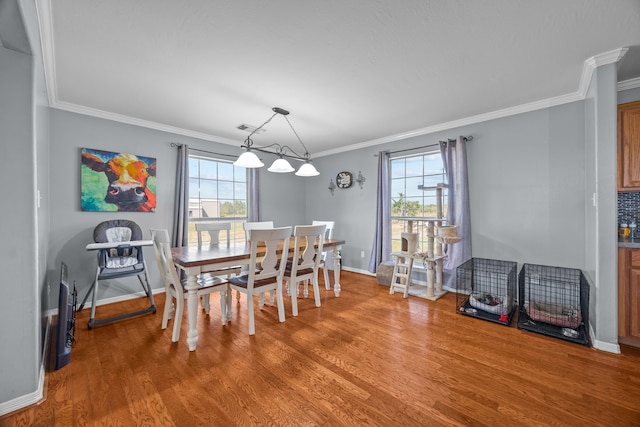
(171, 238), (345, 351)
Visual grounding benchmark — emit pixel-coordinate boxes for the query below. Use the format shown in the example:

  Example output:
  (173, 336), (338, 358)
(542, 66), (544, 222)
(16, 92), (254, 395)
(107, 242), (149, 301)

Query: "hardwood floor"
(3, 271), (640, 426)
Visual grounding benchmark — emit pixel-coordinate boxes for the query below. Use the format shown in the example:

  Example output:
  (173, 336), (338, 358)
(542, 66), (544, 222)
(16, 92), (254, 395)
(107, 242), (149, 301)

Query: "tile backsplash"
(618, 192), (640, 225)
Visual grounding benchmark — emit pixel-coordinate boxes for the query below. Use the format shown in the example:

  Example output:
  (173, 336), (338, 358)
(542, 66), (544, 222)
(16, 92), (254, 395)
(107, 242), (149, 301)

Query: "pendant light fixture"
(233, 107), (320, 176)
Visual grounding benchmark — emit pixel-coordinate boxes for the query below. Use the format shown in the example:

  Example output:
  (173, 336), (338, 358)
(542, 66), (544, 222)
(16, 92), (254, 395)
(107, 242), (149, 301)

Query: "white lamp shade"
(295, 162), (320, 176)
(267, 158), (295, 173)
(234, 151), (264, 168)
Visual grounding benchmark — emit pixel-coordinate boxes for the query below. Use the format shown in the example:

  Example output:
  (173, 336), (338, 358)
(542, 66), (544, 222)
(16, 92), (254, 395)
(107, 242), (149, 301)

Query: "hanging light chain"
(240, 107), (314, 163)
(283, 115), (311, 160)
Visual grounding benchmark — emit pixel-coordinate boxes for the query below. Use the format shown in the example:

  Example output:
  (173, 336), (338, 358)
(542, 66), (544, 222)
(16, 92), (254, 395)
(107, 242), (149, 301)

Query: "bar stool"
(390, 232), (419, 298)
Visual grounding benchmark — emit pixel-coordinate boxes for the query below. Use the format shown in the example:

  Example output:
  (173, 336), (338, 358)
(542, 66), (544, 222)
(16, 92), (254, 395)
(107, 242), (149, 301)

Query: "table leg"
(185, 272), (199, 351)
(332, 245), (342, 297)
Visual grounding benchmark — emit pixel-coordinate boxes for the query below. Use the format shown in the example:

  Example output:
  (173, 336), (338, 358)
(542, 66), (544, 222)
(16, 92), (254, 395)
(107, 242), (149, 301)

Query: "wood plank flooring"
(3, 271), (640, 426)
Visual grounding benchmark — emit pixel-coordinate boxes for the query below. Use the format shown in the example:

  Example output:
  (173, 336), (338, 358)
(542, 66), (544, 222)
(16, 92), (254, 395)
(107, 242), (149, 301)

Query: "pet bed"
(469, 292), (510, 315)
(525, 300), (582, 328)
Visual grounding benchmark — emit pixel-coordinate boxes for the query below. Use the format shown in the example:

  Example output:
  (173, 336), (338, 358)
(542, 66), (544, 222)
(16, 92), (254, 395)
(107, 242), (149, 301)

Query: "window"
(390, 151), (447, 255)
(188, 155), (248, 245)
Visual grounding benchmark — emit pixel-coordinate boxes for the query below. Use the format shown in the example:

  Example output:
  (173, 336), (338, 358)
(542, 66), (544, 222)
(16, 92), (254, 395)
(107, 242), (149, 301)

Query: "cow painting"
(81, 148), (157, 212)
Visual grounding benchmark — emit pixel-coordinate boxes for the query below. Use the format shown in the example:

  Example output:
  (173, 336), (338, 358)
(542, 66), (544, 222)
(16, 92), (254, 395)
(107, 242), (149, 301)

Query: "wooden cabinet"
(618, 247), (640, 348)
(617, 101), (640, 191)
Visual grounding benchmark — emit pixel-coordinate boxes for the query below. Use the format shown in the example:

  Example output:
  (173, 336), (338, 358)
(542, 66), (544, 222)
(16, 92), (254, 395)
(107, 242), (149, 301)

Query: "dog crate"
(456, 258), (518, 326)
(517, 264), (590, 346)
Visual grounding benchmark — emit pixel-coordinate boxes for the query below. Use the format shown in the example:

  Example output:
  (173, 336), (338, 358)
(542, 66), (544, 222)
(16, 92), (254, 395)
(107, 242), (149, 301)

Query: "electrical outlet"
(360, 250), (365, 258)
(47, 282), (50, 295)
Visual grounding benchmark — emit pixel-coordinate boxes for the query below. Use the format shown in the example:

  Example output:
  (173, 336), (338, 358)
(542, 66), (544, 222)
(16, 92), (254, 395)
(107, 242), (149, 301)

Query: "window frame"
(389, 150), (448, 259)
(187, 154), (249, 246)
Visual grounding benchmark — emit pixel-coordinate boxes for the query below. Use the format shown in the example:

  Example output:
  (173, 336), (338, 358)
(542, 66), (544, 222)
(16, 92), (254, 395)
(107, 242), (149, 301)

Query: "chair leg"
(161, 292), (173, 330)
(312, 272), (321, 308)
(290, 280), (299, 317)
(247, 293), (256, 335)
(138, 265), (156, 309)
(276, 282), (286, 323)
(201, 294), (211, 313)
(322, 265), (331, 290)
(236, 290), (241, 304)
(88, 267), (101, 328)
(225, 287), (233, 322)
(77, 279), (96, 312)
(172, 296), (184, 342)
(218, 290), (227, 325)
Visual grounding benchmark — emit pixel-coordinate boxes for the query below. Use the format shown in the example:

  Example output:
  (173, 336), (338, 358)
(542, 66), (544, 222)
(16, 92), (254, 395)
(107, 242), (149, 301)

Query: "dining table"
(171, 237), (345, 351)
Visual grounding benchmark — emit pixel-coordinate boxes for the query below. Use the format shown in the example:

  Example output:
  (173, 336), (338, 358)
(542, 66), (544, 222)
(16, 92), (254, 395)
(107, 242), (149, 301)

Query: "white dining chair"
(196, 222), (243, 302)
(228, 227), (292, 335)
(283, 224), (326, 316)
(312, 220), (335, 292)
(243, 221), (275, 306)
(150, 229), (230, 343)
(243, 221), (275, 241)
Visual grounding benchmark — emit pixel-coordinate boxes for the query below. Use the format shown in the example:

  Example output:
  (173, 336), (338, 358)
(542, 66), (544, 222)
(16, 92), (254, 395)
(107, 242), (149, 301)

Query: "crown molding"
(618, 76), (640, 92)
(578, 48), (629, 97)
(52, 100), (242, 147)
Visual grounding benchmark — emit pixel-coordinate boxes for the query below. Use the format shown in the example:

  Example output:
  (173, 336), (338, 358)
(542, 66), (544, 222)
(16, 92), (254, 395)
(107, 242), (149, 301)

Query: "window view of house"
(188, 156), (248, 245)
(390, 151), (447, 256)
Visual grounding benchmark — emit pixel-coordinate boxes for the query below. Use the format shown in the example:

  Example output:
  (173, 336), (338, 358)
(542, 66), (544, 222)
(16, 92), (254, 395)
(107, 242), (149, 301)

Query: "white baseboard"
(341, 266), (375, 276)
(0, 316), (50, 416)
(589, 323), (621, 354)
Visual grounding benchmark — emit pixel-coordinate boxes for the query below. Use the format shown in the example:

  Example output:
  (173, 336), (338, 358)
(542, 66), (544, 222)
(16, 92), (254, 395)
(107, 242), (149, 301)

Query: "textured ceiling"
(38, 0), (640, 157)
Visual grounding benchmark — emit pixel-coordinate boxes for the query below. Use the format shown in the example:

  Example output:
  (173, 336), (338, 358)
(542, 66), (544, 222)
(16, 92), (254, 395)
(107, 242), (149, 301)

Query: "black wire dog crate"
(517, 264), (590, 346)
(456, 258), (518, 326)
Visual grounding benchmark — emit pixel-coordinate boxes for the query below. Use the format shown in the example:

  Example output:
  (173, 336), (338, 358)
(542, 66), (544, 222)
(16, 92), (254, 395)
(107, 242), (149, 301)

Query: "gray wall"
(583, 64), (619, 348)
(0, 15), (40, 407)
(259, 168), (307, 228)
(309, 101), (588, 273)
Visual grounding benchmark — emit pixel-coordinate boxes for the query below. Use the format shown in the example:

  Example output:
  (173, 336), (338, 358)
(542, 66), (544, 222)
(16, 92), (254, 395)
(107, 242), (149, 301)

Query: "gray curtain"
(368, 151), (392, 273)
(248, 168), (261, 222)
(172, 143), (189, 247)
(440, 137), (472, 290)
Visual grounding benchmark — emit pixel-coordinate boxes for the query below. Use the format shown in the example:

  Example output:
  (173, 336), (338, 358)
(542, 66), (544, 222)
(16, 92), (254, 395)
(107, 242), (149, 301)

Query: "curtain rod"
(379, 135), (473, 156)
(170, 142), (237, 159)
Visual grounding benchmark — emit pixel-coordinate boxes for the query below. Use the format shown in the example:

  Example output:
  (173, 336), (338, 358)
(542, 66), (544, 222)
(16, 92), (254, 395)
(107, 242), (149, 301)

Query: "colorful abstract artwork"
(81, 148), (157, 212)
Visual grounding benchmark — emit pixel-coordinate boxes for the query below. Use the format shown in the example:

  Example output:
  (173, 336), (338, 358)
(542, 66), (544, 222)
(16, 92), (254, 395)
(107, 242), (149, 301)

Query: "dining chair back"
(228, 226), (292, 335)
(150, 228), (230, 343)
(242, 220), (276, 305)
(284, 224), (326, 316)
(312, 220), (335, 290)
(196, 222), (232, 247)
(243, 221), (274, 241)
(195, 222), (242, 291)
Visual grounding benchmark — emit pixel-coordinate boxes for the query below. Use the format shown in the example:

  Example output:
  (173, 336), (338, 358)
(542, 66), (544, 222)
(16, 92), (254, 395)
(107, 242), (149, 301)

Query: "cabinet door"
(618, 101), (640, 191)
(619, 248), (628, 337)
(630, 269), (640, 340)
(621, 248), (640, 347)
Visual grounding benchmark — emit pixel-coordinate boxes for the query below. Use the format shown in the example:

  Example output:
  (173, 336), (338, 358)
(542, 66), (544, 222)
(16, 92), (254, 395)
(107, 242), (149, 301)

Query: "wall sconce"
(356, 171), (366, 189)
(328, 179), (336, 196)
